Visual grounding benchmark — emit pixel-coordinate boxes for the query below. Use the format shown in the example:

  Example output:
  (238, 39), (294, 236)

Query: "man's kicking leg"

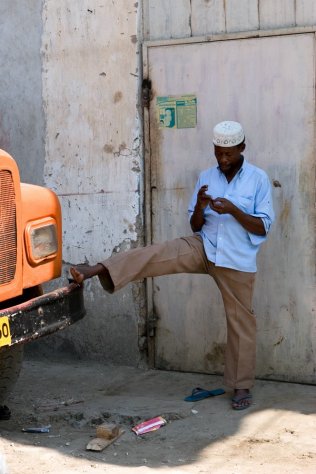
(70, 235), (209, 293)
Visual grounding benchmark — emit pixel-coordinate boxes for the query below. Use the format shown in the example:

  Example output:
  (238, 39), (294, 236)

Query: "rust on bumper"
(0, 283), (85, 347)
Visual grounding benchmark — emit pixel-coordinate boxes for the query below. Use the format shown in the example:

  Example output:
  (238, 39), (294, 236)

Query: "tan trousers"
(99, 235), (257, 389)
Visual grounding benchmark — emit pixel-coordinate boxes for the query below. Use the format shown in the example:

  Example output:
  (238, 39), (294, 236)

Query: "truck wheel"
(0, 345), (24, 404)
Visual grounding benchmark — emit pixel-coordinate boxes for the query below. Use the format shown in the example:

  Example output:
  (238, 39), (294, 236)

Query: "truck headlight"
(25, 217), (58, 264)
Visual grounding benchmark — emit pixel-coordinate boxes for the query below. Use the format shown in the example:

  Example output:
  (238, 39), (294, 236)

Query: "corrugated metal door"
(146, 33), (316, 383)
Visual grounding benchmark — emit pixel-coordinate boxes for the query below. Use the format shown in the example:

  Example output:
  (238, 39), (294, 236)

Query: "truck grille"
(0, 170), (17, 284)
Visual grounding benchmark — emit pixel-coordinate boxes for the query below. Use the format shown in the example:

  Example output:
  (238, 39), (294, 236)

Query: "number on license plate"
(0, 316), (12, 347)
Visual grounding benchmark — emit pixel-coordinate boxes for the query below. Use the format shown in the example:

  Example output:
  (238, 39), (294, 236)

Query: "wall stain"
(299, 163), (315, 208)
(274, 336), (284, 346)
(113, 91), (123, 103)
(103, 143), (114, 153)
(123, 218), (135, 233)
(130, 34), (137, 44)
(279, 199), (290, 227)
(206, 342), (225, 365)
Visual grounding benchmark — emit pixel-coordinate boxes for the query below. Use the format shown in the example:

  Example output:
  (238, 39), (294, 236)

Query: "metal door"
(145, 33), (316, 383)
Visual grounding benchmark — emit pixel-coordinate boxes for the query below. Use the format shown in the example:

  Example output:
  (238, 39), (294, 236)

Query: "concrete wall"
(38, 0), (145, 365)
(0, 0), (45, 185)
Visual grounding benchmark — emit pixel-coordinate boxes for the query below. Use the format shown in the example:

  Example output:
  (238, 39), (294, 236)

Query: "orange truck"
(0, 149), (85, 415)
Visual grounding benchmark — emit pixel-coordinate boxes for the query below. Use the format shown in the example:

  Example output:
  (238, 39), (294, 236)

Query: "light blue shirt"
(188, 159), (274, 272)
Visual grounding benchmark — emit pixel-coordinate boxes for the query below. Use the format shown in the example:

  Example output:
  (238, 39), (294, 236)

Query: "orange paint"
(0, 149), (62, 303)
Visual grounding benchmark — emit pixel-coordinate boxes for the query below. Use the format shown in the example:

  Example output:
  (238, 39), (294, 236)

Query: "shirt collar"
(238, 157), (247, 177)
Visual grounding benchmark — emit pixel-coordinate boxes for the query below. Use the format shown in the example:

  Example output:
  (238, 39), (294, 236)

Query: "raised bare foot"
(232, 389), (252, 410)
(70, 264), (105, 284)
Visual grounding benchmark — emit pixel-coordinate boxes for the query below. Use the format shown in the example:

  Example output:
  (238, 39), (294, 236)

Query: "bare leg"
(70, 264), (107, 284)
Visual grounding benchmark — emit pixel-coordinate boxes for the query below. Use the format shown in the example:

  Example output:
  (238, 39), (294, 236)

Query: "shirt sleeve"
(248, 173), (275, 246)
(188, 175), (202, 220)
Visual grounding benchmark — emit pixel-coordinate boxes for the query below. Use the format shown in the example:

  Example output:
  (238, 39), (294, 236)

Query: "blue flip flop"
(184, 387), (225, 402)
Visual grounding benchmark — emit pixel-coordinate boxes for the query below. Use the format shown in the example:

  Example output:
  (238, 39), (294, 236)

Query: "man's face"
(214, 142), (245, 174)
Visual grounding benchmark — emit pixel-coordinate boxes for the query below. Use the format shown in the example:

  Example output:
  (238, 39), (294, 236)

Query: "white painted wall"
(145, 0), (316, 39)
(42, 1), (141, 264)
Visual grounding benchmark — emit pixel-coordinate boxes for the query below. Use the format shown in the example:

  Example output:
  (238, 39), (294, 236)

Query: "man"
(70, 121), (274, 410)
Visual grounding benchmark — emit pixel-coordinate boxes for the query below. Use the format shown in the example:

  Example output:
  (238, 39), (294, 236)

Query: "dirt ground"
(0, 358), (315, 474)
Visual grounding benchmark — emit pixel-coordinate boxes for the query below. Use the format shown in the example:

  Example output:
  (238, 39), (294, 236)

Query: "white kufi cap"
(213, 121), (245, 147)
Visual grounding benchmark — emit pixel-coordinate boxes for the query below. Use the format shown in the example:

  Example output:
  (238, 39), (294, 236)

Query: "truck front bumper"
(0, 283), (85, 348)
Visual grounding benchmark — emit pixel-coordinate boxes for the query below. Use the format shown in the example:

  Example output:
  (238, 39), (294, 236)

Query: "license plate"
(0, 316), (12, 347)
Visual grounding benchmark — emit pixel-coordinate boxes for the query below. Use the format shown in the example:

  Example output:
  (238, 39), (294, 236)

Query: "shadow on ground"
(0, 357), (315, 472)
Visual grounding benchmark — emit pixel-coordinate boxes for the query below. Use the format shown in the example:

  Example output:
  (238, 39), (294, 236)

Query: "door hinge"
(142, 79), (152, 108)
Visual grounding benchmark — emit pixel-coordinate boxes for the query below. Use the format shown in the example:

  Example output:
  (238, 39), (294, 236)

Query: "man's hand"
(190, 185), (213, 232)
(210, 197), (266, 235)
(196, 185), (213, 210)
(209, 197), (236, 214)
